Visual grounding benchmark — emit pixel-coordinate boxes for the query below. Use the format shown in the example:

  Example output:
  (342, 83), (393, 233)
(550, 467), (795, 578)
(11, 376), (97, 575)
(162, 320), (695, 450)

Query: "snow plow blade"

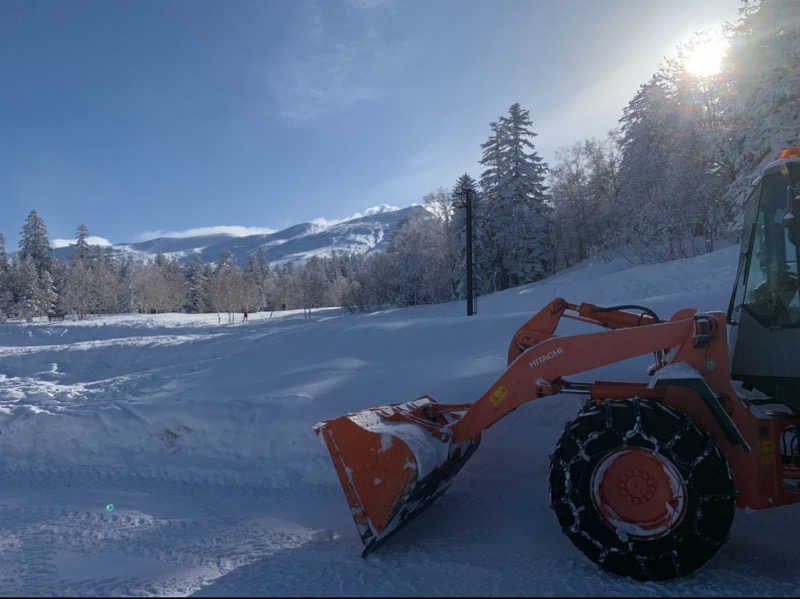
(314, 397), (480, 555)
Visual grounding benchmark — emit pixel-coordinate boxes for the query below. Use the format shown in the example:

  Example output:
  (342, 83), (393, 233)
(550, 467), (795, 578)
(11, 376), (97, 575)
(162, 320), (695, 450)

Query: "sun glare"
(683, 32), (728, 77)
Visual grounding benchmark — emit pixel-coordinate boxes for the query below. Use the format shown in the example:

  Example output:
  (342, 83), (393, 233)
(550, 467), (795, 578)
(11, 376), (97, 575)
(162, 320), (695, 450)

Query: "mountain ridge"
(51, 205), (427, 267)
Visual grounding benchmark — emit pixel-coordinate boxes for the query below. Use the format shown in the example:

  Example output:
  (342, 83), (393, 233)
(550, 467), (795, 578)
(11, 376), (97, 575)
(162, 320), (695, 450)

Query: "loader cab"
(728, 148), (800, 409)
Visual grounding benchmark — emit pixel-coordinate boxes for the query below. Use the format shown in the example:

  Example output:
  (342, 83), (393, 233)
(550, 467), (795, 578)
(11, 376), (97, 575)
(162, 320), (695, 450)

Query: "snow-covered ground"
(0, 244), (798, 596)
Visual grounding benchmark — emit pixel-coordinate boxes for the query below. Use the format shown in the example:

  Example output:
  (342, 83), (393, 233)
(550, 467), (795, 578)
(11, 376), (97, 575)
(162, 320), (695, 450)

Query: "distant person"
(243, 310), (248, 322)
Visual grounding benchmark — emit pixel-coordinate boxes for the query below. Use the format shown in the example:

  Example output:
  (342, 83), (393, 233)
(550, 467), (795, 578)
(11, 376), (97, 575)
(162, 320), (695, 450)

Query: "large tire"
(549, 397), (736, 580)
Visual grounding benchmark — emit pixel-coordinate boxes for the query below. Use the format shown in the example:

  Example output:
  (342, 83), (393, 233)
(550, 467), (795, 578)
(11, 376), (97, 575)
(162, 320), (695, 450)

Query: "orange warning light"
(778, 146), (800, 159)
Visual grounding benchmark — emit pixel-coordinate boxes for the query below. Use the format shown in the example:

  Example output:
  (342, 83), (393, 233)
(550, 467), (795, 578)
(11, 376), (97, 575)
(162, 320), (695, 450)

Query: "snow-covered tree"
(388, 210), (454, 306)
(244, 247), (270, 311)
(0, 233), (8, 273)
(208, 255), (254, 319)
(360, 251), (395, 307)
(158, 257), (187, 313)
(0, 234), (10, 317)
(549, 135), (621, 268)
(17, 256), (41, 320)
(615, 56), (737, 262)
(550, 143), (593, 267)
(424, 189), (460, 300)
(136, 265), (176, 314)
(74, 224), (91, 263)
(62, 259), (92, 318)
(299, 257), (327, 311)
(479, 120), (505, 204)
(18, 209), (52, 274)
(116, 256), (137, 313)
(49, 257), (68, 315)
(719, 0), (800, 221)
(616, 75), (684, 260)
(478, 103), (552, 290)
(499, 103), (549, 203)
(183, 256), (210, 313)
(90, 261), (120, 313)
(38, 269), (58, 315)
(215, 249), (237, 272)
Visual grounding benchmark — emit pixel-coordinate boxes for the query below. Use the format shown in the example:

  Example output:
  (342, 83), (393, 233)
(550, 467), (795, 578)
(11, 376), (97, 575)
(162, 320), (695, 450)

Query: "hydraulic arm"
(314, 298), (743, 554)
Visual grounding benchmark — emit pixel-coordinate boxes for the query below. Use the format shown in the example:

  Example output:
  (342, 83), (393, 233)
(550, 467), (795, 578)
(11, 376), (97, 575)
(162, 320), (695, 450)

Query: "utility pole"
(465, 188), (475, 316)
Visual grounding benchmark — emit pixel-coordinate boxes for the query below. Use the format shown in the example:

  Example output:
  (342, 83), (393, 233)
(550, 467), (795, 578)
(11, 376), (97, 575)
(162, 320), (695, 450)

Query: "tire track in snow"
(0, 334), (225, 358)
(0, 471), (333, 596)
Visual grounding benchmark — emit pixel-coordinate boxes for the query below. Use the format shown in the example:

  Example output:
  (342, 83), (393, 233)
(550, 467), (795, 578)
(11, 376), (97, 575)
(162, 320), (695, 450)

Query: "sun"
(683, 31), (728, 77)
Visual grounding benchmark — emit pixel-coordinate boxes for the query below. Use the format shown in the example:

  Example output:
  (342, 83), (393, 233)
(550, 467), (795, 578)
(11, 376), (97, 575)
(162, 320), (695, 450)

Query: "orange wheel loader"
(314, 147), (800, 580)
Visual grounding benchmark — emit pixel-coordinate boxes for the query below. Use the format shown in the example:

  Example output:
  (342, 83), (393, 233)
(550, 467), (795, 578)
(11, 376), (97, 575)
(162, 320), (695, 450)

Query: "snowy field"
(0, 245), (799, 596)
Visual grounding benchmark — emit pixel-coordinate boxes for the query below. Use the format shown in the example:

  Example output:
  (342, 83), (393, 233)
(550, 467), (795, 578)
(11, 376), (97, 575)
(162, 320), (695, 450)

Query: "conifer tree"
(18, 256), (41, 320)
(74, 224), (91, 263)
(479, 121), (506, 204)
(39, 270), (58, 315)
(116, 256), (137, 313)
(0, 233), (8, 273)
(498, 103), (549, 203)
(183, 256), (210, 313)
(215, 249), (237, 273)
(19, 209), (52, 273)
(478, 104), (552, 290)
(499, 103), (553, 283)
(254, 246), (270, 278)
(245, 248), (270, 310)
(0, 234), (10, 317)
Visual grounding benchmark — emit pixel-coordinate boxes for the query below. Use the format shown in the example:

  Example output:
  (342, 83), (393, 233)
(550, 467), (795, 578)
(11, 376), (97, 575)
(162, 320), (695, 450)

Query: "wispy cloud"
(51, 236), (112, 249)
(132, 207), (403, 243)
(269, 57), (380, 121)
(346, 0), (388, 8)
(266, 1), (403, 120)
(309, 204), (401, 228)
(138, 225), (277, 241)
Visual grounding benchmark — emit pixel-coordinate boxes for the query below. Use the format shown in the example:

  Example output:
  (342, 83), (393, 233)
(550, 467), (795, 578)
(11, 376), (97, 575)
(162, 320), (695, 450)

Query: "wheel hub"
(591, 448), (687, 539)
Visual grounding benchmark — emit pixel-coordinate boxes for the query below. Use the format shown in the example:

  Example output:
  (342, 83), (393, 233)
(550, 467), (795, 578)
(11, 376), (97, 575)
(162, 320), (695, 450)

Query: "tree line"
(0, 214), (367, 320)
(0, 97), (550, 320)
(374, 0), (799, 303)
(549, 0), (799, 267)
(345, 0), (800, 303)
(1, 0), (797, 319)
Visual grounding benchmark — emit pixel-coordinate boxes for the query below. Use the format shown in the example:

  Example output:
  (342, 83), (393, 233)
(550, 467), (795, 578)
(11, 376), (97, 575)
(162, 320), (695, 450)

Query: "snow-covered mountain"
(52, 205), (427, 266)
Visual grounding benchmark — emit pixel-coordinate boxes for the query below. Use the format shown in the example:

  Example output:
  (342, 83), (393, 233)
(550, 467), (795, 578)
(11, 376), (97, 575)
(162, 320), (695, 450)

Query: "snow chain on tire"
(549, 397), (736, 580)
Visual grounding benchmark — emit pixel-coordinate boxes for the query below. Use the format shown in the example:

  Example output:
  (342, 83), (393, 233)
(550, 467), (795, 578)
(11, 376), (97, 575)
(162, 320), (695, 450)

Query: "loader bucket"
(314, 397), (480, 555)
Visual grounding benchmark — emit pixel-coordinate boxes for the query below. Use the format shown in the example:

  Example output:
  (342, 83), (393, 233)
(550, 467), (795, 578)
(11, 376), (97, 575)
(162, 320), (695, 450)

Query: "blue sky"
(1, 0), (741, 249)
